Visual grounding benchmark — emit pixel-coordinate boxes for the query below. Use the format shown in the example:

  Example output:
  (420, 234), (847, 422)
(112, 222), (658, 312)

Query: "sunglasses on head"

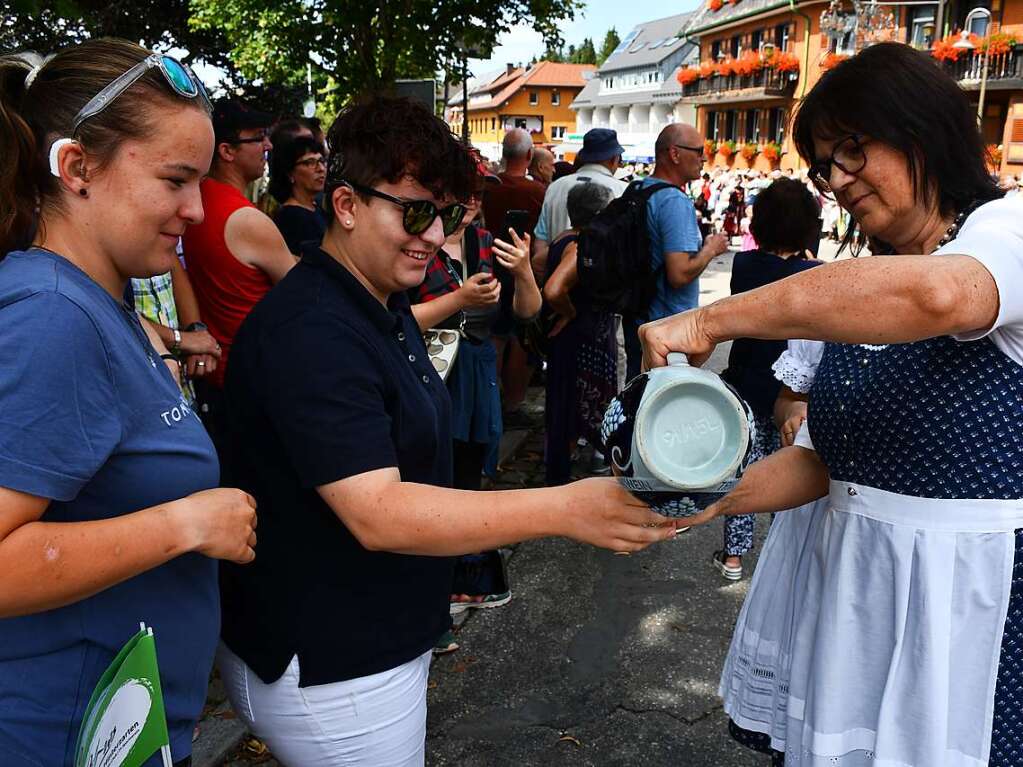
(343, 179), (468, 237)
(71, 53), (209, 136)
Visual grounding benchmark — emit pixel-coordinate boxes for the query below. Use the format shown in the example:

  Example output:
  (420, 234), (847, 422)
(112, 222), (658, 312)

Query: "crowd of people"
(1, 35), (1022, 767)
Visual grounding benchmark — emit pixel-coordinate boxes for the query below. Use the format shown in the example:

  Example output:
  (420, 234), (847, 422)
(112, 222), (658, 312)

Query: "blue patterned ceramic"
(601, 353), (756, 517)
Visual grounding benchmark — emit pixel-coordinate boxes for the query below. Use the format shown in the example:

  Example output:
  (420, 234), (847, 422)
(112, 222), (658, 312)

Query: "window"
(744, 108), (759, 142)
(515, 118), (528, 129)
(966, 7), (991, 37)
(830, 13), (858, 54)
(711, 40), (722, 61)
(725, 110), (738, 141)
(775, 23), (790, 51)
(751, 28), (763, 52)
(630, 41), (647, 53)
(907, 7), (936, 49)
(491, 117), (496, 130)
(529, 91), (538, 105)
(614, 30), (639, 54)
(551, 91), (560, 105)
(730, 35), (741, 58)
(768, 107), (787, 143)
(552, 126), (566, 139)
(706, 110), (717, 140)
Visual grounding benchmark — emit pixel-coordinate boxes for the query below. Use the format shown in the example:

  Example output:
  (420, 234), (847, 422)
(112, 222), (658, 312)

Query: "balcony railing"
(681, 68), (797, 99)
(939, 43), (1023, 84)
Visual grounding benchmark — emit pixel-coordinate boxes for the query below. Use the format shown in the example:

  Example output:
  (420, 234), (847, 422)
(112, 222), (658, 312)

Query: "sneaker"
(449, 590), (512, 615)
(589, 450), (611, 475)
(712, 550), (742, 581)
(433, 629), (459, 655)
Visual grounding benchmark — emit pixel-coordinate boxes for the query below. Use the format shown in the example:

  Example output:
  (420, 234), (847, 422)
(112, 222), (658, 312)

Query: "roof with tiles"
(598, 12), (695, 72)
(465, 60), (595, 112)
(685, 0), (798, 36)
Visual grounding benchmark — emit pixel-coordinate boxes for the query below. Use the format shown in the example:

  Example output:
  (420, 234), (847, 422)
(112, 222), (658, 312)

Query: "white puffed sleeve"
(771, 339), (826, 393)
(938, 197), (1023, 365)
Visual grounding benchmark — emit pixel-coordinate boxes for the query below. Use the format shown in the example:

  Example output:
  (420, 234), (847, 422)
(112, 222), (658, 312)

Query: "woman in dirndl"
(640, 42), (1023, 766)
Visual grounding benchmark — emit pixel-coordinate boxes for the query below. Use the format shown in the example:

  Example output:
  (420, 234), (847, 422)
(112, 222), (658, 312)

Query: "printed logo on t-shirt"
(160, 395), (196, 427)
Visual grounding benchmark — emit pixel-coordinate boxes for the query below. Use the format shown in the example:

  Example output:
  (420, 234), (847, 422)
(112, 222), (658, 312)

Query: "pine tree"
(597, 27), (621, 65)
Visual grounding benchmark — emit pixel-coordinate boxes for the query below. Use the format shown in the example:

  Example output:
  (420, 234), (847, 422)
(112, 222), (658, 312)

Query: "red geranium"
(820, 52), (849, 70)
(677, 67), (700, 85)
(768, 50), (800, 73)
(709, 0), (724, 11)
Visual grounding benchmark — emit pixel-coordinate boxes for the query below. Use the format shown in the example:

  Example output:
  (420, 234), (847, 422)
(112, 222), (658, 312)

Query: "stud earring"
(345, 219), (353, 225)
(79, 188), (88, 198)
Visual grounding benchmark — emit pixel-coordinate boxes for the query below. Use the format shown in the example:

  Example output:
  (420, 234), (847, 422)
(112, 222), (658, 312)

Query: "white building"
(568, 13), (699, 162)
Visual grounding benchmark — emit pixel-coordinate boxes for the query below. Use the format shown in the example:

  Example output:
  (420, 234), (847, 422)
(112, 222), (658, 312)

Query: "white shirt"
(534, 163), (628, 243)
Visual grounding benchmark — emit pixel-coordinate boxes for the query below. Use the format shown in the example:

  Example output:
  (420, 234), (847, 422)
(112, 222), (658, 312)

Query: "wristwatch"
(171, 328), (181, 355)
(184, 322), (208, 332)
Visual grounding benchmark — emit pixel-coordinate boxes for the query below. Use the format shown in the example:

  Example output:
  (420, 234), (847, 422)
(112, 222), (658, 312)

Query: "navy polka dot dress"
(809, 335), (1023, 764)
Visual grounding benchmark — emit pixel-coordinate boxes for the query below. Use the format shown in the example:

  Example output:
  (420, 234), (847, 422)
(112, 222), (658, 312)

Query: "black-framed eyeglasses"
(808, 134), (868, 195)
(72, 53), (210, 136)
(343, 180), (468, 237)
(228, 128), (270, 145)
(674, 143), (704, 155)
(294, 156), (327, 169)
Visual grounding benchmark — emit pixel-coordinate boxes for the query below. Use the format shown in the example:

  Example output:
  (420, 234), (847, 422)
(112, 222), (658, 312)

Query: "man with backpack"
(531, 128), (628, 282)
(577, 124), (728, 379)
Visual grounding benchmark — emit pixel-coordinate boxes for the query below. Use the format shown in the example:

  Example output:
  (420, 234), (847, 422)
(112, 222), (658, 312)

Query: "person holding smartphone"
(410, 154), (541, 648)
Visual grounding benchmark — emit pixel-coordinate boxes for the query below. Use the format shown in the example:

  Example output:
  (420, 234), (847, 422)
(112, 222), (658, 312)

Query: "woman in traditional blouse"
(0, 40), (256, 767)
(642, 42), (1022, 766)
(218, 95), (676, 767)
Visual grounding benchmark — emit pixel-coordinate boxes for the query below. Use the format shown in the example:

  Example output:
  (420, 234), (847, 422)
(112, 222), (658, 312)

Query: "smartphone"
(504, 209), (531, 240)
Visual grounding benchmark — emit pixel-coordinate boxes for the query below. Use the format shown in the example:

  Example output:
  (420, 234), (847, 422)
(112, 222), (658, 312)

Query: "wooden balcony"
(681, 68), (797, 104)
(940, 44), (1023, 88)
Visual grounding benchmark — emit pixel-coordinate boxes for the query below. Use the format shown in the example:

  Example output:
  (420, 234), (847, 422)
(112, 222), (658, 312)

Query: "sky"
(469, 0), (703, 78)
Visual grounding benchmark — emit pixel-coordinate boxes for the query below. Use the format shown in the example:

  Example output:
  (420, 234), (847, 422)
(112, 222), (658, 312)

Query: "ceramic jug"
(600, 353), (756, 517)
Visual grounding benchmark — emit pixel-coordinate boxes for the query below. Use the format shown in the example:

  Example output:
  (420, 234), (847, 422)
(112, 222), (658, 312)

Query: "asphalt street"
(213, 241), (846, 766)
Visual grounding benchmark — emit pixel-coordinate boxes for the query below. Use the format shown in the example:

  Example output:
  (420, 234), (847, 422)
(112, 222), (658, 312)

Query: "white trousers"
(216, 643), (431, 767)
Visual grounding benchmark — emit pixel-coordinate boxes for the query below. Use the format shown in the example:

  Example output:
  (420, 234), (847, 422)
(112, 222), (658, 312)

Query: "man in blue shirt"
(625, 124), (728, 378)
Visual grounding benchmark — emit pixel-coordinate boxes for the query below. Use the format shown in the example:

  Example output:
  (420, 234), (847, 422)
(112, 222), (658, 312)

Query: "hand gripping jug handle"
(666, 352), (689, 367)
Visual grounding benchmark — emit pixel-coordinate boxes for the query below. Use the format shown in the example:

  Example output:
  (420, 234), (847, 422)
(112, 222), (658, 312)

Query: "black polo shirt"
(220, 245), (454, 686)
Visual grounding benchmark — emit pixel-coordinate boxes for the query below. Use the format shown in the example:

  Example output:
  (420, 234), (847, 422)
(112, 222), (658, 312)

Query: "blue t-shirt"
(0, 249), (220, 766)
(642, 177), (704, 321)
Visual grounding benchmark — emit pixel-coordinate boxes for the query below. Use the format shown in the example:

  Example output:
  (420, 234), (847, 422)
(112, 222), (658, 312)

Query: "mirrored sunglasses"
(343, 180), (468, 237)
(72, 53), (210, 136)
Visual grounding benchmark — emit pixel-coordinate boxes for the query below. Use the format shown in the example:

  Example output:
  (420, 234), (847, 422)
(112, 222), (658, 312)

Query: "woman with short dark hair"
(641, 42), (1023, 765)
(217, 95), (677, 766)
(715, 178), (822, 582)
(269, 135), (328, 255)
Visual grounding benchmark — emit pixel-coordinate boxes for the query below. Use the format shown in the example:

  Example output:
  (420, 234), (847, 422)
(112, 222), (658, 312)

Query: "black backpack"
(576, 180), (678, 316)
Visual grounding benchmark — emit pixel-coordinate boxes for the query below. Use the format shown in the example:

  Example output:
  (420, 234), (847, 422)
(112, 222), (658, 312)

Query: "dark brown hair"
(323, 95), (476, 221)
(0, 38), (210, 255)
(793, 43), (1000, 253)
(750, 177), (821, 254)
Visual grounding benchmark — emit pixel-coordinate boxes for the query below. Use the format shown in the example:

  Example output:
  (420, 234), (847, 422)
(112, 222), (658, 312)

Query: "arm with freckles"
(680, 446), (831, 529)
(0, 486), (257, 619)
(640, 254), (1000, 368)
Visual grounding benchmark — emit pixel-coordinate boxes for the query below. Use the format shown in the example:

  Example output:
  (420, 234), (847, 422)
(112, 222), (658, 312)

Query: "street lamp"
(953, 10), (992, 129)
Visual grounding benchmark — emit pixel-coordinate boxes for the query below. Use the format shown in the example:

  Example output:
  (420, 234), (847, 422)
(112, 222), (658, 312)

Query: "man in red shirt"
(182, 100), (297, 461)
(481, 129), (547, 417)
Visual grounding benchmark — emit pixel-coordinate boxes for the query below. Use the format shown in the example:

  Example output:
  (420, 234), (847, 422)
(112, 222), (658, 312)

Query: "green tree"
(189, 0), (582, 111)
(597, 27), (620, 66)
(570, 37), (596, 65)
(0, 0), (312, 114)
